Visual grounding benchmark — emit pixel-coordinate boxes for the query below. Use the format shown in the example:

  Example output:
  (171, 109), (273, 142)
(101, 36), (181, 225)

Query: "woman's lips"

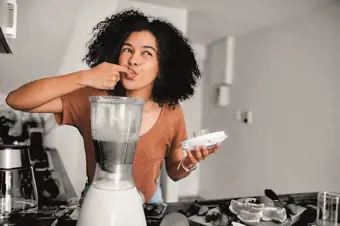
(125, 68), (137, 80)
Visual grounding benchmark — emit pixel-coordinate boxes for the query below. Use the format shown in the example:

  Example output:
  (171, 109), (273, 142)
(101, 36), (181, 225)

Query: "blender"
(77, 96), (147, 226)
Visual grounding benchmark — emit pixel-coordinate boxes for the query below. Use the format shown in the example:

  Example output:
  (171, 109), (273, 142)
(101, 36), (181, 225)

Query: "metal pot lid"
(0, 145), (32, 169)
(0, 143), (29, 149)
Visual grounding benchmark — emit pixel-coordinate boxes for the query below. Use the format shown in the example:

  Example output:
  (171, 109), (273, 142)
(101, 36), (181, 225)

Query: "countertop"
(18, 192), (318, 226)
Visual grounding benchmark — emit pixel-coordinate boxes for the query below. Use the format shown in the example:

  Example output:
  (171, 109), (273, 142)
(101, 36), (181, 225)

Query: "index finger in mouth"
(113, 65), (131, 74)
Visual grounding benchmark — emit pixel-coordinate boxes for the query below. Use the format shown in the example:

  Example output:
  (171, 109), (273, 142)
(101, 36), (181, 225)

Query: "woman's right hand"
(81, 62), (131, 90)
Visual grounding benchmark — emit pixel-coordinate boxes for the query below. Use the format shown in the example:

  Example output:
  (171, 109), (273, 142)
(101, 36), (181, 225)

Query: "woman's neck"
(143, 100), (159, 113)
(125, 89), (159, 113)
(126, 89), (151, 101)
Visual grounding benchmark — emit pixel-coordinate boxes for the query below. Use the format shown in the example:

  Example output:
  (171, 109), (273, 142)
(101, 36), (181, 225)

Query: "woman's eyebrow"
(142, 45), (157, 53)
(122, 42), (156, 52)
(122, 43), (132, 47)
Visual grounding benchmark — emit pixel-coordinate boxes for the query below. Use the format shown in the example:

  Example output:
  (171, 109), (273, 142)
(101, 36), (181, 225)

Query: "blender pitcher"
(77, 96), (147, 226)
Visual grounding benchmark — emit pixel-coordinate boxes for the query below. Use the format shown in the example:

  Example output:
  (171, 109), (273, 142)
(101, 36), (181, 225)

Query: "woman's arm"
(166, 147), (191, 181)
(6, 71), (86, 112)
(165, 105), (192, 181)
(166, 145), (220, 181)
(6, 62), (129, 113)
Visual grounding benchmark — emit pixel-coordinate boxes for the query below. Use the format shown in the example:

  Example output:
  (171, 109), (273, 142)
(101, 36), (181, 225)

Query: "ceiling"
(135, 0), (337, 44)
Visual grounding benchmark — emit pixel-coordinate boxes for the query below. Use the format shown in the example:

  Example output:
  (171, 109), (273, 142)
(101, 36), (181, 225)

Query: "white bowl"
(181, 131), (228, 151)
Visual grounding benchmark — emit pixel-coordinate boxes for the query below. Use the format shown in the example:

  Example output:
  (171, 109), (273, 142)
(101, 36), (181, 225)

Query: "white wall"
(0, 0), (122, 196)
(117, 0), (187, 33)
(0, 0), (79, 93)
(199, 2), (340, 199)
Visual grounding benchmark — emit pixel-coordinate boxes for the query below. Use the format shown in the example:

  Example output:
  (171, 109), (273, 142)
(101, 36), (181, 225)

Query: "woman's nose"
(128, 54), (140, 66)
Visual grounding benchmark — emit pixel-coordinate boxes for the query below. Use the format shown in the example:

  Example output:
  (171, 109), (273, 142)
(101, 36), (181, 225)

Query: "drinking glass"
(317, 191), (340, 226)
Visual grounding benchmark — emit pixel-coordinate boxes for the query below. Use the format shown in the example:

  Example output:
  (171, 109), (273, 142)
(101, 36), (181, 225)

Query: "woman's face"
(118, 30), (159, 92)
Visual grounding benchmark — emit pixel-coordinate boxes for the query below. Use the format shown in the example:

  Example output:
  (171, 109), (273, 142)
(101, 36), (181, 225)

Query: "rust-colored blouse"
(54, 87), (187, 202)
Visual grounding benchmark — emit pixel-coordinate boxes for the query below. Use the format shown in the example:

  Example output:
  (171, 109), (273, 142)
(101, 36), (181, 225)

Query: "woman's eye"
(122, 48), (132, 53)
(143, 51), (152, 56)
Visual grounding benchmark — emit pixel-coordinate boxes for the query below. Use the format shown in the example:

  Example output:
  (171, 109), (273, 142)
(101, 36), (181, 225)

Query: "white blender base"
(76, 185), (147, 226)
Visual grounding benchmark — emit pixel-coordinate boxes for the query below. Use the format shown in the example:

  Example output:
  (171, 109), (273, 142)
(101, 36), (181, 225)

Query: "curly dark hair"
(83, 8), (201, 108)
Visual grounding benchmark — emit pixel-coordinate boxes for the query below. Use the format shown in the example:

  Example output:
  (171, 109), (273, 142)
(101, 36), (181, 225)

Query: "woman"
(6, 9), (220, 204)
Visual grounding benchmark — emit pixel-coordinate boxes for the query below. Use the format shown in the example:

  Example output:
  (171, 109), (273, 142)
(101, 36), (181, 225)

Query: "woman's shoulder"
(157, 103), (186, 142)
(163, 103), (183, 113)
(162, 103), (184, 123)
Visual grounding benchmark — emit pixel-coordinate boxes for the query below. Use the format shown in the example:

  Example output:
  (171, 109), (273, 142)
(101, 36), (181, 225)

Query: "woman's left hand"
(182, 143), (220, 169)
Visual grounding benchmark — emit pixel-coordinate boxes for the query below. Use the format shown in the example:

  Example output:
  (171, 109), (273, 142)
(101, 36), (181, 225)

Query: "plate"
(181, 131), (228, 151)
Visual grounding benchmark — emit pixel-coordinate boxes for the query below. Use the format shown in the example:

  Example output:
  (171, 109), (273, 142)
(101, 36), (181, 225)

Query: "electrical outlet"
(236, 110), (253, 124)
(243, 111), (253, 124)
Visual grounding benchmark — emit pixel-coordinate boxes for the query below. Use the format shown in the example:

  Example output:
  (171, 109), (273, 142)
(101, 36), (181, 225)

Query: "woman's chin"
(121, 79), (153, 96)
(121, 82), (141, 92)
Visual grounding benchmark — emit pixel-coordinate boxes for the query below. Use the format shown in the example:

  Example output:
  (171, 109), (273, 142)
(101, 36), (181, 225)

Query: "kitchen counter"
(19, 192), (318, 226)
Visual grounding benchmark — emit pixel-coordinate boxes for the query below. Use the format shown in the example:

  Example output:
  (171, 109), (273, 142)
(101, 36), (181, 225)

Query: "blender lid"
(89, 96), (145, 105)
